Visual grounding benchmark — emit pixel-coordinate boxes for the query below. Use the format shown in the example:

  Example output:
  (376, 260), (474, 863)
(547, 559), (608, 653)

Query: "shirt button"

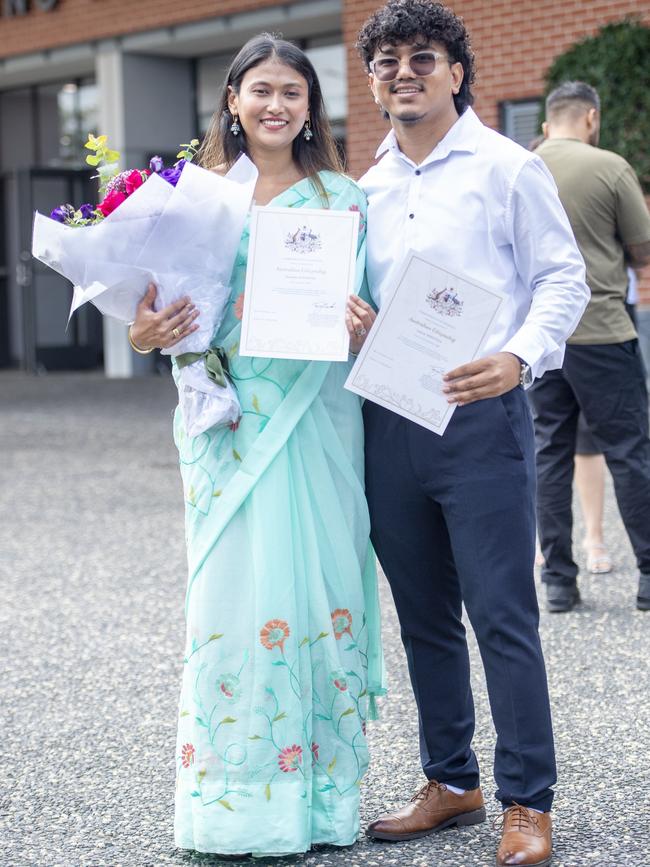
(409, 213), (415, 219)
(415, 169), (421, 176)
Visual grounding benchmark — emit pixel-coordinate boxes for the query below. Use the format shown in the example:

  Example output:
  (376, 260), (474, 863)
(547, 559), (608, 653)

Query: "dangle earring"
(230, 113), (241, 136)
(303, 117), (313, 141)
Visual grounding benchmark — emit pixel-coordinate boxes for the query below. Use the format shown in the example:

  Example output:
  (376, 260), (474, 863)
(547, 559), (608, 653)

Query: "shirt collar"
(374, 107), (483, 165)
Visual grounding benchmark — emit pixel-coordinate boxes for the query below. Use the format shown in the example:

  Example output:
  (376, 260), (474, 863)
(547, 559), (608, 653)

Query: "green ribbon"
(176, 346), (231, 388)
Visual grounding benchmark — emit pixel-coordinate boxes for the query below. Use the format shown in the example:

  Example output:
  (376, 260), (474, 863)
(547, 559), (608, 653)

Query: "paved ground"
(1, 372), (648, 867)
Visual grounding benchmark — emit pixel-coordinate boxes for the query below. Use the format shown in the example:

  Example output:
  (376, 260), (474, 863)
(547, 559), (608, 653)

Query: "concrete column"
(95, 42), (135, 377)
(94, 44), (194, 377)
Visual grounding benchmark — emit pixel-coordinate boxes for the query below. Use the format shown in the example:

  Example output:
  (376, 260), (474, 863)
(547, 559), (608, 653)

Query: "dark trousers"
(528, 340), (650, 587)
(363, 388), (556, 811)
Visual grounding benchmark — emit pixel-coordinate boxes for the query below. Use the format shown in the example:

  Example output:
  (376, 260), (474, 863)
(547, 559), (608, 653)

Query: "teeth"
(262, 120), (287, 126)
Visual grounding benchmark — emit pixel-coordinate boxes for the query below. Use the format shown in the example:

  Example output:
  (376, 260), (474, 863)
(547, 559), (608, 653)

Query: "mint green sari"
(173, 172), (384, 856)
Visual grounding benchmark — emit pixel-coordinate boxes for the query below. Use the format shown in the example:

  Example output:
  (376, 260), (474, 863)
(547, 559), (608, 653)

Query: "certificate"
(239, 205), (359, 360)
(345, 251), (505, 435)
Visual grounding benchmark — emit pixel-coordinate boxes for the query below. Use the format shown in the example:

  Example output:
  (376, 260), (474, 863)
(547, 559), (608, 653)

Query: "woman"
(129, 34), (383, 857)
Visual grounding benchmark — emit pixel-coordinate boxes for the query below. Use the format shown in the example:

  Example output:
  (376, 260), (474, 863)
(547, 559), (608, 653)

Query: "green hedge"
(544, 18), (650, 192)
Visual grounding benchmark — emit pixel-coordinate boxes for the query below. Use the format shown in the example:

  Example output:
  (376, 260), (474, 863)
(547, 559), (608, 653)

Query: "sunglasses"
(369, 51), (449, 82)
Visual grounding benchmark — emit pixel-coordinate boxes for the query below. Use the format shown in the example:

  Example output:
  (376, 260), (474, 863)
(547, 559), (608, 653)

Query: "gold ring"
(172, 327), (181, 339)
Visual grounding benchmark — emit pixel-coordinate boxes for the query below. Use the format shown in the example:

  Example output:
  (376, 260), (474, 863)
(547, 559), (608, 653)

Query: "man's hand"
(443, 352), (521, 406)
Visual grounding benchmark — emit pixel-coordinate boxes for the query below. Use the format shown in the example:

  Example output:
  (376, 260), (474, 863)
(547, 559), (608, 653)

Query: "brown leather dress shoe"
(366, 780), (486, 841)
(496, 805), (552, 866)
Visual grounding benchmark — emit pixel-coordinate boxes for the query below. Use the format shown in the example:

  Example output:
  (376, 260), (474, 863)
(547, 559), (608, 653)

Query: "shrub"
(544, 18), (650, 191)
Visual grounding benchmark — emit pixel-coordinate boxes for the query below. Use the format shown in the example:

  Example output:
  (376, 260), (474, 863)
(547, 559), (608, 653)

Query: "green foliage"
(84, 133), (120, 195)
(544, 18), (650, 191)
(176, 138), (200, 163)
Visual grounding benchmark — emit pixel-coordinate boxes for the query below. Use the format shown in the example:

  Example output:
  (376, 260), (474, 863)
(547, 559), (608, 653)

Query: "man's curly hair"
(356, 0), (475, 114)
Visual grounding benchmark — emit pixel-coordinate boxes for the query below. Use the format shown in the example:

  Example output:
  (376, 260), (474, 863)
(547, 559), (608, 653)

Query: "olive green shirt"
(535, 138), (650, 344)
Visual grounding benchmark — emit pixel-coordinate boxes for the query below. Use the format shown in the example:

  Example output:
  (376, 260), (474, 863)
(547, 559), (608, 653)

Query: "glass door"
(19, 167), (104, 371)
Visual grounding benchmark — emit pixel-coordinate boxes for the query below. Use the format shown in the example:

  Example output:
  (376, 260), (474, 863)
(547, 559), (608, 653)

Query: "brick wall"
(0, 0), (295, 57)
(343, 0), (650, 304)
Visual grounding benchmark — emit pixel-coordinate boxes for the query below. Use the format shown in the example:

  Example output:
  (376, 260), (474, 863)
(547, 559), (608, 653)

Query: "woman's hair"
(356, 0), (475, 116)
(197, 33), (343, 200)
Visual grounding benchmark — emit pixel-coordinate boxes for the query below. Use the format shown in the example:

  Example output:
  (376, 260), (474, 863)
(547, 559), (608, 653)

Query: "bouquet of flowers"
(32, 135), (258, 437)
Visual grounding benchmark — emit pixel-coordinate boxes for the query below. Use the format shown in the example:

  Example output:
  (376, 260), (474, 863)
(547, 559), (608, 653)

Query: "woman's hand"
(346, 294), (376, 355)
(130, 283), (200, 351)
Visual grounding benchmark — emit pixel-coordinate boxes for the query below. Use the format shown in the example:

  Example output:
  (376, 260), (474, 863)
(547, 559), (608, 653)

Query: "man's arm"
(625, 240), (650, 270)
(444, 157), (589, 405)
(616, 164), (650, 271)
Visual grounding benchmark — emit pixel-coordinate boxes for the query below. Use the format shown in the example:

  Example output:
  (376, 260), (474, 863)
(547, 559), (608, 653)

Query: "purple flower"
(50, 204), (75, 223)
(149, 155), (164, 173)
(79, 203), (95, 220)
(160, 159), (186, 187)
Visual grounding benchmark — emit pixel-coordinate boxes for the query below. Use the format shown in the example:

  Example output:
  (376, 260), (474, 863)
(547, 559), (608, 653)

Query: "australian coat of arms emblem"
(284, 225), (322, 254)
(426, 286), (463, 317)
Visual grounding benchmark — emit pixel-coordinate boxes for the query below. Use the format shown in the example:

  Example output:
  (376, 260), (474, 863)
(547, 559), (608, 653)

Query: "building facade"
(1, 0), (649, 375)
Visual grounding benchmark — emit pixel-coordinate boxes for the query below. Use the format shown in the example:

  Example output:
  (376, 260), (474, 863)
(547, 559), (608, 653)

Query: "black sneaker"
(637, 574), (650, 611)
(546, 584), (581, 613)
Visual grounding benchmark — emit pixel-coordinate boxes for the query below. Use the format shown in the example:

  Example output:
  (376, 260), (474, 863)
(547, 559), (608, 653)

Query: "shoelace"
(493, 803), (541, 832)
(410, 780), (448, 802)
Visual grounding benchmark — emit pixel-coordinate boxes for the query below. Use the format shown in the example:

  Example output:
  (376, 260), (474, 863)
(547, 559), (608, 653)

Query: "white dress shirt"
(359, 108), (590, 380)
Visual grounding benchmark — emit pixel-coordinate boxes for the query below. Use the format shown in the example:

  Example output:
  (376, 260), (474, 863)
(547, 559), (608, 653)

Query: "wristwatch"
(517, 357), (532, 387)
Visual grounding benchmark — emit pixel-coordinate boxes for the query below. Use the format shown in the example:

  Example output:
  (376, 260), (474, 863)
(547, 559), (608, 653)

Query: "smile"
(261, 119), (289, 128)
(393, 87), (422, 95)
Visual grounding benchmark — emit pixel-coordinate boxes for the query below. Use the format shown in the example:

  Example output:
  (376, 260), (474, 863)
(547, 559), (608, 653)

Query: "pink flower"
(229, 419), (240, 432)
(331, 608), (353, 640)
(348, 204), (366, 233)
(97, 189), (127, 217)
(181, 743), (195, 768)
(216, 673), (241, 702)
(311, 742), (319, 764)
(124, 169), (148, 195)
(234, 292), (245, 320)
(329, 669), (348, 692)
(278, 744), (303, 773)
(104, 170), (130, 195)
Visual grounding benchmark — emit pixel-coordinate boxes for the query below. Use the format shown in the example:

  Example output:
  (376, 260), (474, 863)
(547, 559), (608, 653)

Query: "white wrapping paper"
(32, 156), (258, 437)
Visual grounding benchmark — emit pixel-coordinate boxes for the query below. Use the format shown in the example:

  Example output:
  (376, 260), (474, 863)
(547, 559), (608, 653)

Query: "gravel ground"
(1, 372), (648, 867)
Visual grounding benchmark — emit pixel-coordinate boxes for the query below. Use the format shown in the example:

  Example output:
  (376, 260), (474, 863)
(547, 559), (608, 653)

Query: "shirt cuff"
(501, 328), (561, 385)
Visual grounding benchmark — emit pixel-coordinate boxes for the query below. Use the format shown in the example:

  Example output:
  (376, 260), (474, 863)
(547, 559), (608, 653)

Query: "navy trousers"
(363, 387), (556, 811)
(528, 340), (650, 587)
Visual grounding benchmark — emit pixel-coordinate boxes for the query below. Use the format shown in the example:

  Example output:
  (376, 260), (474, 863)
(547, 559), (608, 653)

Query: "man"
(530, 81), (650, 613)
(348, 2), (589, 865)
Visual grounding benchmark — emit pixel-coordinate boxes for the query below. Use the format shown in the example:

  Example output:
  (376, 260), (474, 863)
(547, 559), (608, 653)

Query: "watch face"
(521, 365), (533, 386)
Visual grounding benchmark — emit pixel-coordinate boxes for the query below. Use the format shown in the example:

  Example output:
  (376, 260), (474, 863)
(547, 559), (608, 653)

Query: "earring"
(303, 118), (313, 141)
(230, 113), (241, 136)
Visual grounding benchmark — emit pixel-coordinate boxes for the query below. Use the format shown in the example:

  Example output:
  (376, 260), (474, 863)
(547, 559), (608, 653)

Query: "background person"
(130, 34), (382, 858)
(573, 271), (640, 577)
(531, 81), (650, 613)
(574, 432), (611, 574)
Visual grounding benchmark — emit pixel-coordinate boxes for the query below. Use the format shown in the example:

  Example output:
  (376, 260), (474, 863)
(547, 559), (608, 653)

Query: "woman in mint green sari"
(131, 34), (383, 857)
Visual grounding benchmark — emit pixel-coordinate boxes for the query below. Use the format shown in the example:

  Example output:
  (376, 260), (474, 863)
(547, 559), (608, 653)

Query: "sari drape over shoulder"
(173, 173), (384, 856)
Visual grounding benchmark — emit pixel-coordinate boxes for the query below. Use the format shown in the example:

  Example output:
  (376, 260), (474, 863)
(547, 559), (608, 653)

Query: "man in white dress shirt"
(346, 2), (589, 865)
